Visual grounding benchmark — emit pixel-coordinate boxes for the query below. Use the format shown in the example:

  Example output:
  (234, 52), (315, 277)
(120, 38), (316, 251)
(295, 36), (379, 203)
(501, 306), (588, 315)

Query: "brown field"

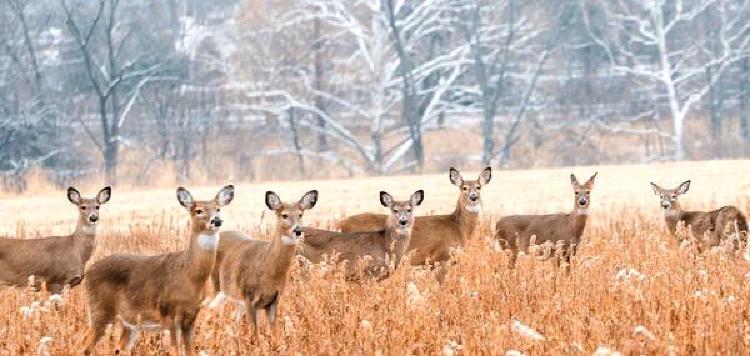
(1, 160), (750, 355)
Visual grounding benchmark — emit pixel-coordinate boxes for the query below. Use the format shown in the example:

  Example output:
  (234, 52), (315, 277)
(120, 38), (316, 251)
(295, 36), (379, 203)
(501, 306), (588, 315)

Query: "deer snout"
(88, 215), (99, 223)
(578, 198), (587, 206)
(661, 201), (671, 209)
(469, 194), (478, 202)
(399, 219), (408, 226)
(210, 217), (223, 227)
(293, 226), (303, 237)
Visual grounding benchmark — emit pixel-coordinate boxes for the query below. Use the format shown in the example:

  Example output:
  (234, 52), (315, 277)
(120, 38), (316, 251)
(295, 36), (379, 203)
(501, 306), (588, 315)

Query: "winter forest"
(2, 0), (750, 189)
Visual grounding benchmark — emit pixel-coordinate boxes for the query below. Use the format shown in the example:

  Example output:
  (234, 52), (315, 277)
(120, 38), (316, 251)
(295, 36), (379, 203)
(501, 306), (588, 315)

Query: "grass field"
(1, 160), (750, 355)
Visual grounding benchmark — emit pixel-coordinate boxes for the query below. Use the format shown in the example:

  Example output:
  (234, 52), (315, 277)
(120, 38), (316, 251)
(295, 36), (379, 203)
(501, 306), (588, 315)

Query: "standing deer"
(495, 173), (597, 267)
(0, 186), (111, 293)
(209, 190), (318, 339)
(650, 180), (748, 249)
(339, 167), (490, 282)
(300, 190), (424, 280)
(80, 185), (234, 356)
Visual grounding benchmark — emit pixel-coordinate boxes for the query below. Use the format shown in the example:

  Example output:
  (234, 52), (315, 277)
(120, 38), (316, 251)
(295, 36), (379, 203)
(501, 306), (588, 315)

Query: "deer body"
(339, 168), (490, 281)
(651, 181), (748, 249)
(496, 173), (597, 267)
(81, 185), (234, 355)
(0, 187), (110, 293)
(210, 190), (318, 337)
(300, 190), (423, 279)
(300, 190), (424, 278)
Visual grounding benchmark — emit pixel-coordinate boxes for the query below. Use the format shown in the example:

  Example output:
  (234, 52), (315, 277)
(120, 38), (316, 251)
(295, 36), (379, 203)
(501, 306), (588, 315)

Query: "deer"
(208, 190), (318, 339)
(0, 186), (111, 294)
(495, 173), (597, 268)
(80, 185), (234, 356)
(339, 167), (491, 282)
(300, 190), (424, 280)
(650, 180), (748, 250)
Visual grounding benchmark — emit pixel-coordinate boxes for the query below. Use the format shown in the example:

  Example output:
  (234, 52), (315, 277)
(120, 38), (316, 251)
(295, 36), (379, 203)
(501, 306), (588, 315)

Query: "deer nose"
(469, 195), (478, 202)
(211, 218), (222, 227)
(578, 199), (587, 206)
(293, 226), (302, 236)
(399, 219), (407, 226)
(89, 215), (98, 223)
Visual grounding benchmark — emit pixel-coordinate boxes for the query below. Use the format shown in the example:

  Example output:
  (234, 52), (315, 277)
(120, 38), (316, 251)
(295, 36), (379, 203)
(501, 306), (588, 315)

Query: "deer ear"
(216, 185), (235, 206)
(449, 167), (463, 186)
(586, 172), (597, 188)
(379, 191), (394, 207)
(478, 167), (491, 185)
(67, 187), (81, 205)
(96, 186), (112, 204)
(570, 174), (580, 187)
(299, 190), (318, 210)
(410, 190), (424, 207)
(176, 187), (194, 208)
(265, 191), (282, 211)
(677, 180), (691, 195)
(650, 182), (662, 196)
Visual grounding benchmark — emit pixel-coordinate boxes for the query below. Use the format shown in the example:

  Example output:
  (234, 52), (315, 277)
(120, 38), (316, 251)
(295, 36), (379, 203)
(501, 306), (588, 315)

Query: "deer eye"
(282, 214), (289, 219)
(80, 206), (86, 210)
(406, 209), (411, 213)
(195, 209), (204, 215)
(476, 186), (481, 190)
(462, 186), (468, 191)
(95, 206), (100, 210)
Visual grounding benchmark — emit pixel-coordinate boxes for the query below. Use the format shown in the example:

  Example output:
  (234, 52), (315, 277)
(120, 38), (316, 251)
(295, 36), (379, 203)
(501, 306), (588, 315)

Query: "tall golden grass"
(1, 160), (749, 354)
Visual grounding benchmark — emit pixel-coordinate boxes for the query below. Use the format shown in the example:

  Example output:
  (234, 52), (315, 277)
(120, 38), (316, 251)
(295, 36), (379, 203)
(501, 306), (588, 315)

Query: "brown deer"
(495, 173), (597, 267)
(80, 185), (234, 356)
(300, 190), (424, 279)
(650, 180), (748, 249)
(339, 167), (490, 282)
(0, 186), (111, 293)
(209, 190), (318, 339)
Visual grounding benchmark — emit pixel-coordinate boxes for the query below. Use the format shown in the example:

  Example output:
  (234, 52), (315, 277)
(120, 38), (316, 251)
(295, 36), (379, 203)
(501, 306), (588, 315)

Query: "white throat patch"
(665, 210), (680, 217)
(81, 224), (97, 236)
(465, 204), (482, 213)
(281, 236), (299, 245)
(198, 232), (220, 250)
(576, 209), (589, 215)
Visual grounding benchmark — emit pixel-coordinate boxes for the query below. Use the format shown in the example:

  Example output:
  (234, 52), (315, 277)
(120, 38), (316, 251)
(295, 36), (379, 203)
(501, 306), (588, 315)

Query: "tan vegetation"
(0, 160), (749, 354)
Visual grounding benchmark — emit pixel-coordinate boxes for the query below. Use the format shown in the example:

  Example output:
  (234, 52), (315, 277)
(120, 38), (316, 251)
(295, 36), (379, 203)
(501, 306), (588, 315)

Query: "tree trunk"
(288, 108), (306, 177)
(740, 58), (750, 154)
(313, 17), (328, 152)
(706, 65), (721, 157)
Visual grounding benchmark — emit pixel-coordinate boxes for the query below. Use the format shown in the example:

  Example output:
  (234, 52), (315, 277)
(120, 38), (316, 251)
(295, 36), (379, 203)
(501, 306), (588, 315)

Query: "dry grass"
(1, 160), (750, 355)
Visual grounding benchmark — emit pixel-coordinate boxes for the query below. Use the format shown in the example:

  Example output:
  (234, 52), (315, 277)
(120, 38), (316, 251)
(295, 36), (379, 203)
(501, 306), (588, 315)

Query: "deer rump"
(85, 252), (205, 327)
(0, 236), (87, 292)
(300, 227), (397, 278)
(496, 213), (585, 256)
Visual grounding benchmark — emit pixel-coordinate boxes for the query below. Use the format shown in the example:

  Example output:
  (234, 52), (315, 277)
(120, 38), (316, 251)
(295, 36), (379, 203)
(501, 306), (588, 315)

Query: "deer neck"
(186, 225), (220, 285)
(453, 200), (480, 241)
(383, 221), (412, 267)
(266, 226), (297, 280)
(570, 205), (589, 233)
(73, 220), (98, 263)
(663, 204), (684, 234)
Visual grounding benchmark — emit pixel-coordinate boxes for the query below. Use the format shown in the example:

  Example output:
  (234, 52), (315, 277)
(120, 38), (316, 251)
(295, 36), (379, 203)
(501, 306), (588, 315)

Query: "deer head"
(380, 190), (424, 235)
(177, 185), (235, 233)
(650, 180), (689, 212)
(570, 172), (597, 211)
(67, 186), (111, 231)
(265, 190), (318, 245)
(450, 167), (491, 213)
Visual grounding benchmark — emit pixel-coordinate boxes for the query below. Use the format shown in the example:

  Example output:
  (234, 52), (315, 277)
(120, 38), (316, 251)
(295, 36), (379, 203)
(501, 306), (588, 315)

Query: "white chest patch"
(281, 236), (298, 245)
(465, 204), (482, 213)
(198, 232), (220, 250)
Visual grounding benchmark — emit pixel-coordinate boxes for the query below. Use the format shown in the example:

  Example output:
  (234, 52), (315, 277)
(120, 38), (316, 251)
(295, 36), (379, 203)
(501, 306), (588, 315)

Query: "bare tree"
(582, 0), (750, 160)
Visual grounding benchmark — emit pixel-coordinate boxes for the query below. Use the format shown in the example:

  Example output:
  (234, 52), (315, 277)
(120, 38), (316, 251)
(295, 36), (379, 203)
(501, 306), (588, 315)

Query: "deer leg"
(245, 300), (260, 343)
(117, 323), (140, 354)
(81, 308), (111, 355)
(167, 319), (180, 356)
(180, 312), (198, 356)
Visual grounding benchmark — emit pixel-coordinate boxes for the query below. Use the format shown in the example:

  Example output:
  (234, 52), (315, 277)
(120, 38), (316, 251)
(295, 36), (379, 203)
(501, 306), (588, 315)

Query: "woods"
(2, 0), (750, 189)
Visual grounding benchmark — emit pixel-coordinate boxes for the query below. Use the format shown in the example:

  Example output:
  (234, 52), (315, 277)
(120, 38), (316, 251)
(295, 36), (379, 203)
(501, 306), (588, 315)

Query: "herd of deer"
(0, 167), (746, 355)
